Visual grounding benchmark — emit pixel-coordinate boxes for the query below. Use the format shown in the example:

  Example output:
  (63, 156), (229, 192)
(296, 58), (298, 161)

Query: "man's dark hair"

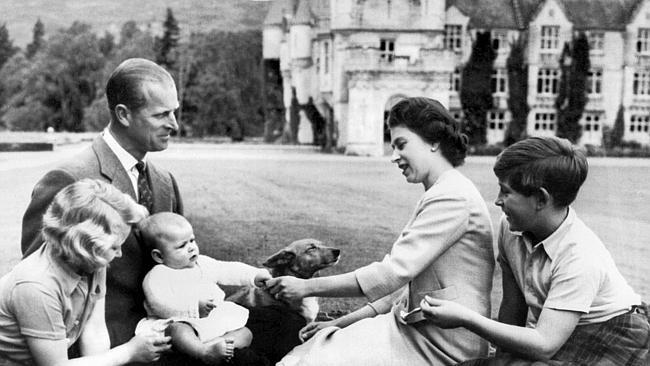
(106, 58), (174, 120)
(493, 136), (588, 207)
(387, 97), (468, 167)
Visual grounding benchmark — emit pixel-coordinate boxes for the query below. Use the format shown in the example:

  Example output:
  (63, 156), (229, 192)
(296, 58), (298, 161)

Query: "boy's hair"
(137, 212), (190, 251)
(493, 136), (588, 207)
(387, 97), (468, 167)
(42, 179), (148, 270)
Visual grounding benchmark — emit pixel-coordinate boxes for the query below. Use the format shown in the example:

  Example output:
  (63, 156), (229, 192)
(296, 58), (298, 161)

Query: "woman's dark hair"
(387, 97), (468, 167)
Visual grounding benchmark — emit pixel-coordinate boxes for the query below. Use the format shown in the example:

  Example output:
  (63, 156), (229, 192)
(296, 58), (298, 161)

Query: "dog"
(225, 238), (340, 322)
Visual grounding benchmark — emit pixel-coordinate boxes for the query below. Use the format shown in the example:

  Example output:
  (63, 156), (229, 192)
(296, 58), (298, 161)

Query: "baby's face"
(156, 221), (200, 269)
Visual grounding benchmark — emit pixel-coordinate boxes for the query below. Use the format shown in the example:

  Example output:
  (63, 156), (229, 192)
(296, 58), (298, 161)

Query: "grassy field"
(2, 141), (649, 320)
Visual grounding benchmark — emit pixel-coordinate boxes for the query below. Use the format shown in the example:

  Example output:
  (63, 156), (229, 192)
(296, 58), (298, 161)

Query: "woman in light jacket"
(266, 97), (496, 366)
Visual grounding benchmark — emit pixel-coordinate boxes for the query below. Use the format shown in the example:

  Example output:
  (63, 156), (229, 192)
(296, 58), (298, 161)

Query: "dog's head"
(263, 238), (340, 279)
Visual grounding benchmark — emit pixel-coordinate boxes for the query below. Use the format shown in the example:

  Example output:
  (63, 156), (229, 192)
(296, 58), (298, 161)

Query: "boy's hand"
(254, 270), (272, 288)
(420, 296), (470, 329)
(198, 299), (216, 318)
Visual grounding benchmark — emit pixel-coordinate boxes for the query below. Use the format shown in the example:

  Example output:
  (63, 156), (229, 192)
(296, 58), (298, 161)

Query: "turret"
(289, 0), (313, 60)
(263, 0), (285, 59)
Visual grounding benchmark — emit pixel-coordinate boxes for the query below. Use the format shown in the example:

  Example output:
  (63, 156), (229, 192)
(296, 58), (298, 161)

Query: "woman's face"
(390, 125), (437, 189)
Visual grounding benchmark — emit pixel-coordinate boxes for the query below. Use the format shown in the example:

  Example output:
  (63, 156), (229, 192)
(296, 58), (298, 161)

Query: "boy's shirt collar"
(515, 207), (575, 261)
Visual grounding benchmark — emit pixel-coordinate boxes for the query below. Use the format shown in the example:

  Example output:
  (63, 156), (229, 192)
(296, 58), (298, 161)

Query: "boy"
(135, 212), (271, 365)
(420, 136), (649, 365)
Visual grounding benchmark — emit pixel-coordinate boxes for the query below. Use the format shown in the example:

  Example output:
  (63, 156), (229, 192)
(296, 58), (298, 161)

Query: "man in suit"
(21, 58), (184, 351)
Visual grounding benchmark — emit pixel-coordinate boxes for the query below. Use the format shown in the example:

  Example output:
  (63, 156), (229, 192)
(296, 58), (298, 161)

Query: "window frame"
(540, 26), (560, 51)
(445, 24), (463, 51)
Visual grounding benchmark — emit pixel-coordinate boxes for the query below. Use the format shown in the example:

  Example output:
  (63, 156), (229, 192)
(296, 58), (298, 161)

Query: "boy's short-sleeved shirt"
(0, 244), (106, 362)
(497, 207), (640, 327)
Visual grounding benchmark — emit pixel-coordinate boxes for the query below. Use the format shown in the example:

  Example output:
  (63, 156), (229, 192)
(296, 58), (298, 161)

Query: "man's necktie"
(135, 161), (154, 213)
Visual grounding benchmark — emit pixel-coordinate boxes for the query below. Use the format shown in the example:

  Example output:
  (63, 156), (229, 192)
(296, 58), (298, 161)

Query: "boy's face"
(154, 221), (200, 269)
(494, 179), (539, 233)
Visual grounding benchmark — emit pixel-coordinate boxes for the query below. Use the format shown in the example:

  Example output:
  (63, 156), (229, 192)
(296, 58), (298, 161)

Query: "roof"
(263, 0), (285, 26)
(526, 0), (640, 30)
(448, 0), (522, 29)
(291, 0), (313, 25)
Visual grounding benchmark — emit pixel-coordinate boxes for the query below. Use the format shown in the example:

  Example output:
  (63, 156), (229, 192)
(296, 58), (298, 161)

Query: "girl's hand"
(126, 332), (171, 363)
(199, 299), (216, 318)
(298, 320), (336, 342)
(420, 296), (470, 329)
(265, 276), (308, 302)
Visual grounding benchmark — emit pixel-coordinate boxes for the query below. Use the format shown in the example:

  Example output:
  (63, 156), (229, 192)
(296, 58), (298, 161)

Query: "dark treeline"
(0, 9), (264, 139)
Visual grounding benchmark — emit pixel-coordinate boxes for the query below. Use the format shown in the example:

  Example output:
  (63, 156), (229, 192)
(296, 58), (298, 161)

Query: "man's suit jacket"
(21, 137), (183, 348)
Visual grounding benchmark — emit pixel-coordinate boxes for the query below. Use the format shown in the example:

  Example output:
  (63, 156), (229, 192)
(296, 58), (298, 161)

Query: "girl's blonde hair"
(42, 179), (148, 271)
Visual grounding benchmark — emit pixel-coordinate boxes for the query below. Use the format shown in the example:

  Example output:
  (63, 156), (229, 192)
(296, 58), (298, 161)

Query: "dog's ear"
(263, 250), (296, 268)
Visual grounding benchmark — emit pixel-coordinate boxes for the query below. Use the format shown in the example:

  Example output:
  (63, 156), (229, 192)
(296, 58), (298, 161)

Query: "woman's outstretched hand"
(420, 296), (470, 329)
(265, 276), (308, 302)
(298, 320), (336, 342)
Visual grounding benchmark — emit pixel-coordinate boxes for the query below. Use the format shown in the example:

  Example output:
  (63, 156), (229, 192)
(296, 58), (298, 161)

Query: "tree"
(98, 31), (115, 57)
(604, 104), (625, 148)
(156, 8), (180, 69)
(34, 22), (105, 131)
(26, 18), (45, 59)
(181, 30), (264, 138)
(0, 24), (18, 71)
(460, 31), (496, 145)
(504, 35), (529, 146)
(555, 33), (589, 143)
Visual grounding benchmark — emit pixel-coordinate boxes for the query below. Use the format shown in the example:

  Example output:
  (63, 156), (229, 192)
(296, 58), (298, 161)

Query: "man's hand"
(254, 270), (272, 288)
(420, 296), (471, 329)
(198, 299), (216, 318)
(265, 276), (308, 302)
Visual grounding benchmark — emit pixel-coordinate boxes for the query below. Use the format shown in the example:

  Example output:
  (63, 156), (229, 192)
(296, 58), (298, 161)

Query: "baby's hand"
(254, 269), (272, 288)
(198, 299), (216, 318)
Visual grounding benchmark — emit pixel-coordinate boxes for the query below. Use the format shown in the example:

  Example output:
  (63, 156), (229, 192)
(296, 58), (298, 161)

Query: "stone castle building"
(262, 0), (650, 156)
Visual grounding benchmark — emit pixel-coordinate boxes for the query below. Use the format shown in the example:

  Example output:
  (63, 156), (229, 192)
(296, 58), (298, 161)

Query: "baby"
(135, 212), (271, 365)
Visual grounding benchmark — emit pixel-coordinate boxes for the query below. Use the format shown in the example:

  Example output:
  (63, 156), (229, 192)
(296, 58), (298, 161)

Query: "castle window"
(629, 114), (650, 133)
(537, 68), (560, 95)
(379, 39), (395, 62)
(633, 70), (650, 95)
(534, 112), (556, 131)
(323, 40), (331, 74)
(445, 25), (462, 51)
(491, 68), (508, 94)
(587, 31), (604, 51)
(581, 113), (602, 132)
(450, 67), (461, 92)
(540, 26), (559, 51)
(492, 30), (508, 52)
(637, 28), (650, 53)
(586, 69), (602, 95)
(487, 110), (507, 130)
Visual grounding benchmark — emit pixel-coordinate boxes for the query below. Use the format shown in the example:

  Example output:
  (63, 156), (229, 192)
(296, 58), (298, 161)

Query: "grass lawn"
(155, 146), (650, 319)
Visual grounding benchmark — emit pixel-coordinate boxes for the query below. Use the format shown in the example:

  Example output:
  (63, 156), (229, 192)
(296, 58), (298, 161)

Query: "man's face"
(126, 80), (179, 158)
